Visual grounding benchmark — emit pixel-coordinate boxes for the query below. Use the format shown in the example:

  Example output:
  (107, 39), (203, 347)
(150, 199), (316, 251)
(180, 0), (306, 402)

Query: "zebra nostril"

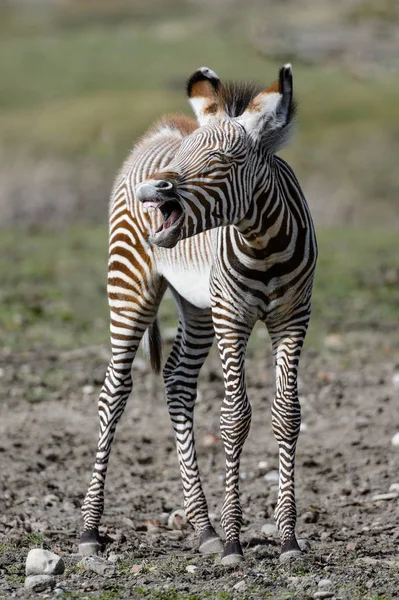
(153, 180), (174, 191)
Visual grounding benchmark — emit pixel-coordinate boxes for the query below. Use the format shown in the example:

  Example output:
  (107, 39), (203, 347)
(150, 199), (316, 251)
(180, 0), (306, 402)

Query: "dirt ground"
(0, 331), (398, 599)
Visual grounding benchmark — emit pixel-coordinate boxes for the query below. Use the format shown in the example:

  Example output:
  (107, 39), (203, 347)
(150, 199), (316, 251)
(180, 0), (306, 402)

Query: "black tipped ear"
(186, 67), (221, 125)
(278, 63), (294, 117)
(237, 63), (296, 152)
(186, 66), (220, 97)
(279, 63), (293, 96)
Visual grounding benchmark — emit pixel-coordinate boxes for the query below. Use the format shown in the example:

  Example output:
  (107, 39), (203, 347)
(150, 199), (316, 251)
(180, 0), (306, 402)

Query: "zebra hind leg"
(79, 283), (165, 556)
(163, 296), (223, 555)
(268, 316), (309, 562)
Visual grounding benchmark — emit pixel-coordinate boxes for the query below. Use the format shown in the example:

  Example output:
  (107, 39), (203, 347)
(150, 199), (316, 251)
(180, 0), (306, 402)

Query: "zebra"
(79, 64), (318, 565)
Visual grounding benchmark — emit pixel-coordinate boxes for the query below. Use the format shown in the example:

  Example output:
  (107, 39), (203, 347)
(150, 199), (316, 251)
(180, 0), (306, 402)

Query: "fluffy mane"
(217, 81), (263, 118)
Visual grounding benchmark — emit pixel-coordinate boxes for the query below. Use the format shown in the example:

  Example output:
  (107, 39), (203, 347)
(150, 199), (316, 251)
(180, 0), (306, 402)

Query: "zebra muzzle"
(136, 181), (184, 247)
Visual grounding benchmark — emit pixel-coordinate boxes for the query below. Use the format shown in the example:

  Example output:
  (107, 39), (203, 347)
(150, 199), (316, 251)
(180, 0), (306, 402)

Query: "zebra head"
(136, 65), (295, 248)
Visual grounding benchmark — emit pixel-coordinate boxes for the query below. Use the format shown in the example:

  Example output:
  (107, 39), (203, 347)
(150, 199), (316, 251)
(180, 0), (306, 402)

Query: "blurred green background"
(0, 0), (398, 355)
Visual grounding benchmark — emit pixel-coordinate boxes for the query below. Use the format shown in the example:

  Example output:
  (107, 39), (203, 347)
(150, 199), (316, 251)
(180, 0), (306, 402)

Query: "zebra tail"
(142, 318), (163, 374)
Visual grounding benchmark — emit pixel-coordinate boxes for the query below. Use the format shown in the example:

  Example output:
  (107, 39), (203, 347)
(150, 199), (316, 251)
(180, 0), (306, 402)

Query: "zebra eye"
(202, 153), (230, 174)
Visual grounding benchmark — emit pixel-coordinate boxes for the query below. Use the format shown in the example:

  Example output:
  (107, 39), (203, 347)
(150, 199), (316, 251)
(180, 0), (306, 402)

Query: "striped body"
(80, 66), (317, 564)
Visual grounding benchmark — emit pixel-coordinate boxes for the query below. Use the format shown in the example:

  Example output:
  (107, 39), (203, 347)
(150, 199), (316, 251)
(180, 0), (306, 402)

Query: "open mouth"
(142, 199), (184, 247)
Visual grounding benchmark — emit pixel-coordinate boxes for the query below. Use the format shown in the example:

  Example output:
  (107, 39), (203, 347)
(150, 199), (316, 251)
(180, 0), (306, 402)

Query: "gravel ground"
(0, 334), (398, 599)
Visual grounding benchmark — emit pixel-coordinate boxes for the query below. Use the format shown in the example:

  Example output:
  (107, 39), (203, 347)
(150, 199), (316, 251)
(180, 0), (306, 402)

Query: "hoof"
(79, 530), (101, 557)
(199, 537), (224, 554)
(221, 540), (244, 566)
(198, 526), (223, 555)
(280, 537), (302, 563)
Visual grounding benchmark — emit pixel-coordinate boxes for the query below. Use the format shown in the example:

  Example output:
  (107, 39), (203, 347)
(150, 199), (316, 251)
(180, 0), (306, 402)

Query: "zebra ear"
(237, 64), (296, 151)
(187, 67), (221, 126)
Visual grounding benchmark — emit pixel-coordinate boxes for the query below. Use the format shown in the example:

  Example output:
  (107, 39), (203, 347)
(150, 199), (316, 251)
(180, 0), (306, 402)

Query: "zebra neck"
(234, 160), (290, 256)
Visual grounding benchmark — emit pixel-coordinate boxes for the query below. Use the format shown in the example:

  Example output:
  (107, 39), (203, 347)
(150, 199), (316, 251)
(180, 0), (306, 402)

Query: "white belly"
(159, 263), (211, 309)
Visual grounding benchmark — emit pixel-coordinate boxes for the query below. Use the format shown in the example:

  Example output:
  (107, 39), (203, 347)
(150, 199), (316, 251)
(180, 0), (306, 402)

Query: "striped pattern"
(81, 67), (317, 561)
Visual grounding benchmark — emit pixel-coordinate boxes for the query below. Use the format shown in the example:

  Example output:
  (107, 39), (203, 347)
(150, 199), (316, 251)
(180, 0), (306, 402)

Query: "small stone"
(313, 592), (334, 599)
(24, 575), (55, 592)
(78, 556), (115, 577)
(186, 565), (197, 574)
(239, 471), (248, 480)
(233, 580), (246, 592)
(264, 470), (279, 483)
(54, 589), (66, 596)
(82, 384), (94, 395)
(346, 541), (357, 551)
(320, 531), (331, 540)
(44, 494), (59, 507)
(371, 492), (399, 501)
(168, 509), (189, 530)
(318, 578), (333, 589)
(107, 553), (120, 564)
(392, 373), (399, 387)
(298, 539), (311, 552)
(391, 432), (399, 447)
(261, 523), (278, 537)
(389, 483), (399, 492)
(258, 460), (269, 471)
(26, 549), (65, 576)
(131, 564), (142, 575)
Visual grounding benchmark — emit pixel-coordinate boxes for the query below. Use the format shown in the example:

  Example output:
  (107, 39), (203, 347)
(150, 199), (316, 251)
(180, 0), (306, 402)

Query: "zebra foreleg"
(214, 322), (252, 565)
(80, 297), (164, 555)
(80, 351), (134, 555)
(269, 322), (308, 562)
(164, 299), (223, 554)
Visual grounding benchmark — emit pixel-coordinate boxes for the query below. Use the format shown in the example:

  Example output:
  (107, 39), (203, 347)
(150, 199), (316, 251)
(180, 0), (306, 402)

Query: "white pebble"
(54, 589), (66, 596)
(258, 460), (269, 471)
(261, 523), (278, 537)
(389, 483), (399, 493)
(24, 575), (55, 592)
(371, 492), (399, 501)
(314, 592), (334, 599)
(318, 578), (333, 589)
(82, 384), (94, 395)
(233, 580), (246, 592)
(392, 373), (399, 386)
(26, 549), (65, 576)
(44, 494), (59, 507)
(300, 422), (308, 432)
(264, 470), (279, 483)
(107, 553), (120, 564)
(391, 432), (399, 447)
(186, 565), (197, 574)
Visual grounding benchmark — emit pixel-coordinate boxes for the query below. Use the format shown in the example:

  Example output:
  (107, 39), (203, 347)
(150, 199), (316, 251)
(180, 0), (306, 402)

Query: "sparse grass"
(22, 532), (44, 546)
(5, 564), (25, 584)
(0, 227), (398, 354)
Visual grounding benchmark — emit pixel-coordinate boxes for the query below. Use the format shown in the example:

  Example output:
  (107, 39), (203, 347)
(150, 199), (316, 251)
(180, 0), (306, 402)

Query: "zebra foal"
(80, 64), (317, 565)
